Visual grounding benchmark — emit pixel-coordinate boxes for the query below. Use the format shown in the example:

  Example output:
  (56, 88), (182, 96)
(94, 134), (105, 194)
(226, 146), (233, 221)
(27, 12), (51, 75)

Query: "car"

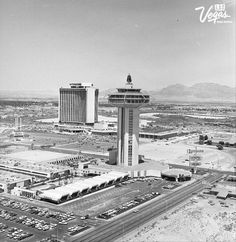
(58, 221), (68, 225)
(133, 209), (139, 213)
(81, 214), (89, 220)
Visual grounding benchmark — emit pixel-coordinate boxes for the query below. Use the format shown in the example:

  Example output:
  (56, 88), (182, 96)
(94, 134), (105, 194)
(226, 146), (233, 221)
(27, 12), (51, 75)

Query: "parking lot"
(97, 191), (160, 220)
(0, 197), (89, 242)
(0, 222), (33, 241)
(58, 178), (179, 217)
(0, 178), (186, 241)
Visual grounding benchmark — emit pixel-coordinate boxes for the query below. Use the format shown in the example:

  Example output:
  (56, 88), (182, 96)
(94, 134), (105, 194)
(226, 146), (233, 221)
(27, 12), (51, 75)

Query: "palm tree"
(58, 174), (62, 186)
(70, 173), (74, 183)
(64, 174), (69, 185)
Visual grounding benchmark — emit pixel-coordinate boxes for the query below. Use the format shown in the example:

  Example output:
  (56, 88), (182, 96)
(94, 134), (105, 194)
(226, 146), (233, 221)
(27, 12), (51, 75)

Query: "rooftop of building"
(161, 168), (192, 177)
(0, 170), (32, 184)
(96, 158), (169, 173)
(4, 150), (77, 163)
(109, 74), (144, 93)
(69, 83), (93, 88)
(210, 186), (236, 196)
(39, 171), (128, 201)
(108, 75), (150, 107)
(0, 158), (70, 174)
(86, 165), (111, 173)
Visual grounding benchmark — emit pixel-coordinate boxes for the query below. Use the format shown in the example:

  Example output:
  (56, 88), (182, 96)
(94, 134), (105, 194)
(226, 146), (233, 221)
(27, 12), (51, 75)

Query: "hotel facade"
(59, 83), (98, 124)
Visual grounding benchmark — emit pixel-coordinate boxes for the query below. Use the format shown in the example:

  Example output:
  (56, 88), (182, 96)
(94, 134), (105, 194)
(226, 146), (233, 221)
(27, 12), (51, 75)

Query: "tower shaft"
(117, 107), (139, 166)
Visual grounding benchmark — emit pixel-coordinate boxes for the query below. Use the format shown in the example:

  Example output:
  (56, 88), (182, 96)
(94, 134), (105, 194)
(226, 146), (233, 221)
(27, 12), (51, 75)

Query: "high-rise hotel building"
(59, 83), (98, 125)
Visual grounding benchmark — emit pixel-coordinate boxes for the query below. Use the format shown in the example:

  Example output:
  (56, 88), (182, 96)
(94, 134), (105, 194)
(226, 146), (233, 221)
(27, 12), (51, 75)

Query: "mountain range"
(99, 83), (235, 103)
(0, 83), (235, 103)
(0, 90), (58, 101)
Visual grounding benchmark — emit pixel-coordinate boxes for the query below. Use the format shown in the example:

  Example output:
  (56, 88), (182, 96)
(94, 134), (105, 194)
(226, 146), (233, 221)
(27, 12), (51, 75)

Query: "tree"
(225, 142), (230, 147)
(216, 144), (223, 150)
(219, 141), (224, 145)
(199, 140), (204, 145)
(64, 173), (69, 185)
(70, 173), (74, 183)
(206, 140), (212, 145)
(199, 135), (204, 141)
(58, 174), (62, 186)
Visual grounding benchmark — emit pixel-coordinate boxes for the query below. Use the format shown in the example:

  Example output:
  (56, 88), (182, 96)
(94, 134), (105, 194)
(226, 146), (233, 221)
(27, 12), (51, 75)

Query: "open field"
(3, 131), (116, 154)
(25, 131), (78, 146)
(207, 131), (236, 144)
(57, 134), (116, 153)
(0, 131), (78, 150)
(0, 144), (28, 155)
(139, 137), (236, 172)
(121, 191), (236, 242)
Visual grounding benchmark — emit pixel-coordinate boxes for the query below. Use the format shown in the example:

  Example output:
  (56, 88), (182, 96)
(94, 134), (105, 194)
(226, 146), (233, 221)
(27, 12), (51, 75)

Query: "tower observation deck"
(108, 75), (150, 166)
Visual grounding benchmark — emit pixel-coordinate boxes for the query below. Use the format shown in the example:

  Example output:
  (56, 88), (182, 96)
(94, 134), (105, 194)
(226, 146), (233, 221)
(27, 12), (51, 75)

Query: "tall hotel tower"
(59, 83), (98, 125)
(108, 75), (150, 166)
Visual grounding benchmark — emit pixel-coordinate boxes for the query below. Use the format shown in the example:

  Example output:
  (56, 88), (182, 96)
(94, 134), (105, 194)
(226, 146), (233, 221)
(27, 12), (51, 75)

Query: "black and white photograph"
(0, 0), (235, 242)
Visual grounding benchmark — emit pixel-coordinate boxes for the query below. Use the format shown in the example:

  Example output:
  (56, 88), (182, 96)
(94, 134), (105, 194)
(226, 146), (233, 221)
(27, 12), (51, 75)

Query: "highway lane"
(98, 174), (222, 242)
(72, 173), (222, 242)
(169, 163), (235, 176)
(80, 174), (222, 242)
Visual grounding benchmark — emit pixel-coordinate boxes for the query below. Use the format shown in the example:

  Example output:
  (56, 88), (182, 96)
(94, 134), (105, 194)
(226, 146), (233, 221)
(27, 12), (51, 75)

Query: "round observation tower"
(108, 74), (150, 166)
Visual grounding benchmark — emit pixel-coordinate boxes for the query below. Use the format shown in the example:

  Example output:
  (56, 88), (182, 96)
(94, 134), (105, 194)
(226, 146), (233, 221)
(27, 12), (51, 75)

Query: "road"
(73, 173), (223, 242)
(169, 163), (235, 176)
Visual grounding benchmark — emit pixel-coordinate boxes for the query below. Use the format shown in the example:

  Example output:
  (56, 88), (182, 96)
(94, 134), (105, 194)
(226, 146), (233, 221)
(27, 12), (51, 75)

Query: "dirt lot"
(121, 191), (236, 242)
(25, 131), (78, 145)
(57, 134), (116, 153)
(139, 136), (236, 172)
(207, 131), (236, 144)
(0, 144), (27, 155)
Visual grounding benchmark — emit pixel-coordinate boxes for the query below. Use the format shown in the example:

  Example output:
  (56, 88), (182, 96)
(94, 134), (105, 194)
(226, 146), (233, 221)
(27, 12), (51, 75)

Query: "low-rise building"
(0, 170), (33, 193)
(39, 171), (129, 203)
(161, 169), (192, 182)
(11, 187), (37, 198)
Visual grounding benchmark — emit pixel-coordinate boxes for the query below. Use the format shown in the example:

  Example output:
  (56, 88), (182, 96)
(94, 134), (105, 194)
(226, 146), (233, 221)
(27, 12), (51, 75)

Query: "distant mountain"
(99, 88), (116, 99)
(0, 83), (234, 103)
(153, 83), (235, 102)
(158, 84), (190, 96)
(0, 90), (58, 101)
(189, 83), (235, 99)
(99, 83), (235, 103)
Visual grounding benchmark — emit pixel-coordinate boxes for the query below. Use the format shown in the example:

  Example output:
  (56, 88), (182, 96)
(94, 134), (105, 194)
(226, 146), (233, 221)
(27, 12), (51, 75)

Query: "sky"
(0, 0), (235, 92)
